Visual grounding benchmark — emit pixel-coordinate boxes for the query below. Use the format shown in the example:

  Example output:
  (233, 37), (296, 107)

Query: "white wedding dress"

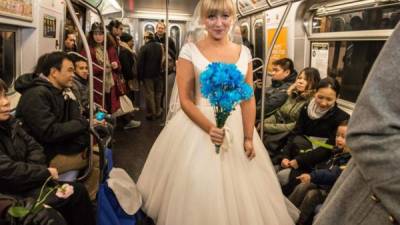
(137, 43), (299, 225)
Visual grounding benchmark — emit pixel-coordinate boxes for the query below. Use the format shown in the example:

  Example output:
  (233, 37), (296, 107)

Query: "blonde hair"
(200, 0), (236, 19)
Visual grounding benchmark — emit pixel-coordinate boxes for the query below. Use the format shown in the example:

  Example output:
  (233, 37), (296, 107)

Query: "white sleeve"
(179, 43), (192, 62)
(244, 46), (253, 63)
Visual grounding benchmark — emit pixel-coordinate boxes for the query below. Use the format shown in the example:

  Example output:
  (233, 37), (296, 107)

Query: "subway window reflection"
(319, 41), (385, 102)
(313, 5), (400, 33)
(0, 31), (16, 89)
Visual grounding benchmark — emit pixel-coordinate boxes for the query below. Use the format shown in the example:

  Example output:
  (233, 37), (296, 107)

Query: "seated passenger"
(256, 58), (297, 118)
(0, 79), (95, 225)
(69, 54), (89, 117)
(289, 121), (351, 225)
(262, 67), (321, 155)
(15, 51), (89, 164)
(275, 77), (349, 195)
(0, 193), (68, 225)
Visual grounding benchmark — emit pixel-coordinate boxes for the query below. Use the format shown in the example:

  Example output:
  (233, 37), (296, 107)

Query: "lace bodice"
(179, 42), (252, 106)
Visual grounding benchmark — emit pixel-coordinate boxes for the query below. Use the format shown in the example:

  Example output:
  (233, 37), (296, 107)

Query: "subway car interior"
(0, 0), (399, 224)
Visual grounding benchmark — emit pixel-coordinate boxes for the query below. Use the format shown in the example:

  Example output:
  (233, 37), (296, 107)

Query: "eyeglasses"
(93, 31), (104, 35)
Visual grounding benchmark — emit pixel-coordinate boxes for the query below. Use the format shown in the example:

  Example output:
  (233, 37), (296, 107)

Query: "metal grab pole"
(259, 1), (293, 138)
(164, 0), (170, 122)
(76, 0), (107, 108)
(65, 0), (94, 180)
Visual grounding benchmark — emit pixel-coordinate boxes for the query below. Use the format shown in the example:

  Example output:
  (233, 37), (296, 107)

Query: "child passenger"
(288, 121), (351, 225)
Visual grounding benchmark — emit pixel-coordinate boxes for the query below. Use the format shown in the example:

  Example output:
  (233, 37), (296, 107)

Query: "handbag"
(112, 95), (135, 118)
(49, 151), (88, 174)
(115, 75), (127, 97)
(263, 131), (291, 156)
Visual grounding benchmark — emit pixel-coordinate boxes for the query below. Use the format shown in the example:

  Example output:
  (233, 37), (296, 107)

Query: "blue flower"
(200, 62), (253, 113)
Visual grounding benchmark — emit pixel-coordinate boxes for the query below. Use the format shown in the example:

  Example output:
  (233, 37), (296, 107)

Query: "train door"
(238, 18), (252, 55)
(38, 0), (64, 56)
(140, 21), (156, 45)
(169, 24), (182, 53)
(252, 14), (265, 62)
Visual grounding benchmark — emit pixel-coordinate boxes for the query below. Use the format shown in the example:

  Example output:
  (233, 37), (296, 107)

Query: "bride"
(137, 0), (299, 224)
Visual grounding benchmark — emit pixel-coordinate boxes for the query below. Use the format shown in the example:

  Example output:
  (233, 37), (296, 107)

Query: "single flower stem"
(36, 176), (52, 206)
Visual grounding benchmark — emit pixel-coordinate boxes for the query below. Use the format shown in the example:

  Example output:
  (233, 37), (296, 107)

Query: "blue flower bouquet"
(200, 62), (253, 153)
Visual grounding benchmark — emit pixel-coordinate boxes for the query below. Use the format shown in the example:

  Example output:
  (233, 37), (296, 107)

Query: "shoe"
(123, 120), (141, 130)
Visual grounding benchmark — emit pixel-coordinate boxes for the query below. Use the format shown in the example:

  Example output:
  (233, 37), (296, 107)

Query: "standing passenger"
(63, 30), (77, 53)
(82, 22), (121, 114)
(138, 31), (164, 120)
(314, 22), (400, 225)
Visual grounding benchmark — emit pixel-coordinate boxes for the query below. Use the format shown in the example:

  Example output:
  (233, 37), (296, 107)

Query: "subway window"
(254, 20), (264, 60)
(0, 30), (16, 89)
(313, 5), (400, 33)
(316, 41), (385, 102)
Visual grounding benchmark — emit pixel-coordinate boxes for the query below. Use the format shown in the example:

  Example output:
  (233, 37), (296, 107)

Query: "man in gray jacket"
(314, 24), (400, 225)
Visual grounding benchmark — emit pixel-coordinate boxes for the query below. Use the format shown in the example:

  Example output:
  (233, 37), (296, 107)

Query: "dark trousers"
(289, 183), (325, 225)
(143, 78), (163, 117)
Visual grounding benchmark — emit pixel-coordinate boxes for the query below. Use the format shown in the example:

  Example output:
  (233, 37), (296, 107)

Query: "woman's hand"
(111, 61), (118, 69)
(281, 158), (290, 168)
(289, 159), (299, 169)
(296, 173), (311, 184)
(208, 126), (225, 146)
(244, 139), (256, 160)
(47, 167), (59, 180)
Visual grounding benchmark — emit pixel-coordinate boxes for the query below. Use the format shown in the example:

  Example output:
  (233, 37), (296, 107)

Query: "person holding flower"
(137, 0), (299, 224)
(0, 79), (95, 225)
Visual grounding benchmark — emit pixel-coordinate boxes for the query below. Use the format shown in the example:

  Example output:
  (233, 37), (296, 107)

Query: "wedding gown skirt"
(137, 104), (299, 225)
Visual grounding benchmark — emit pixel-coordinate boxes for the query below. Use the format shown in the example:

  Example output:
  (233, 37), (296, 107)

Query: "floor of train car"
(112, 108), (164, 182)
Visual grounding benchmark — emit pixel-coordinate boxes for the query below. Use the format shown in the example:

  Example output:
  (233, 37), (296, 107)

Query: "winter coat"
(119, 44), (137, 82)
(314, 23), (400, 225)
(138, 40), (163, 80)
(81, 46), (121, 113)
(310, 151), (351, 187)
(263, 89), (313, 134)
(71, 74), (89, 116)
(280, 103), (349, 160)
(15, 74), (89, 161)
(257, 70), (297, 117)
(155, 34), (177, 61)
(0, 118), (50, 194)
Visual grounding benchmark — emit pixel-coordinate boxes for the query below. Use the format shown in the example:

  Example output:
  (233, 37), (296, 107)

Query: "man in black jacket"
(257, 58), (297, 118)
(138, 31), (164, 120)
(0, 79), (95, 225)
(15, 52), (89, 162)
(155, 21), (177, 63)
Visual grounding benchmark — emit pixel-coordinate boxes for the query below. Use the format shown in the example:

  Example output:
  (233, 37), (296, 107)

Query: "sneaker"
(123, 120), (141, 130)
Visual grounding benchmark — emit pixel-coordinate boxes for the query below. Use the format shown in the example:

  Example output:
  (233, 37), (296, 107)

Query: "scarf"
(95, 46), (114, 93)
(307, 98), (333, 120)
(120, 42), (135, 54)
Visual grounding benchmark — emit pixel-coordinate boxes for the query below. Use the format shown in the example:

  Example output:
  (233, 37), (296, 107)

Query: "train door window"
(170, 25), (181, 52)
(144, 23), (155, 33)
(0, 30), (16, 90)
(313, 5), (400, 33)
(315, 40), (385, 102)
(254, 19), (264, 60)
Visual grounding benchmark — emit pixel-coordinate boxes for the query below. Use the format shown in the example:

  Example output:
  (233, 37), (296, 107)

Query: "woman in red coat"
(81, 22), (121, 114)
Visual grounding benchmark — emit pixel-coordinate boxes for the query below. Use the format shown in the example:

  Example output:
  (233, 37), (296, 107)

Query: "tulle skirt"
(137, 105), (299, 225)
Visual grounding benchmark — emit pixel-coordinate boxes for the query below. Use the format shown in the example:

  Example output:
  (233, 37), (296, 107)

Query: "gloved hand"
(5, 197), (67, 225)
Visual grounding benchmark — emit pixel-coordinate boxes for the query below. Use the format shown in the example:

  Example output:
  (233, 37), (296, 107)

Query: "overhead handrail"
(259, 0), (293, 138)
(65, 0), (95, 181)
